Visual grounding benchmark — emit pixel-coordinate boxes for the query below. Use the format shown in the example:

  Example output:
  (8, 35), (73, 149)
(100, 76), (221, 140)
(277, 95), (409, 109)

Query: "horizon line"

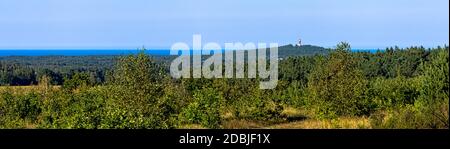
(0, 44), (447, 50)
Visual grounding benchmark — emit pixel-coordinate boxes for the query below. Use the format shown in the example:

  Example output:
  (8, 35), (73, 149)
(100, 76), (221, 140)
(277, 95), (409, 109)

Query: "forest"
(0, 43), (448, 129)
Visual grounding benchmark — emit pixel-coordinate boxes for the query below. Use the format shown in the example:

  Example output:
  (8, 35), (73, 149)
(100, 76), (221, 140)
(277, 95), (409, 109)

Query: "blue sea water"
(0, 49), (382, 56)
(0, 49), (170, 56)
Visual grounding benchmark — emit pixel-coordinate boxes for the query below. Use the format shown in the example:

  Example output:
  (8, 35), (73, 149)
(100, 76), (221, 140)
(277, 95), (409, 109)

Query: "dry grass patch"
(265, 117), (371, 129)
(0, 85), (60, 95)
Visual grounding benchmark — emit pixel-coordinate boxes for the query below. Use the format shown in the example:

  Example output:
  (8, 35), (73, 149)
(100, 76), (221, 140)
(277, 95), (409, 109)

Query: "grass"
(0, 85), (60, 95)
(179, 124), (207, 129)
(265, 117), (371, 129)
(221, 107), (371, 129)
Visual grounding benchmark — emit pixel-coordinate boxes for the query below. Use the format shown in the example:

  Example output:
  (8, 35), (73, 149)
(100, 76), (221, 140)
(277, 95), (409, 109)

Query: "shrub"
(368, 76), (421, 109)
(232, 87), (283, 121)
(179, 88), (222, 128)
(369, 99), (448, 129)
(0, 91), (42, 128)
(276, 81), (307, 108)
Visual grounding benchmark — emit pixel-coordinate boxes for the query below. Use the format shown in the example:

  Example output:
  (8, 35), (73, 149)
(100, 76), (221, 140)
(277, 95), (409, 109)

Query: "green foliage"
(0, 91), (42, 128)
(112, 51), (163, 86)
(105, 51), (178, 128)
(231, 86), (283, 121)
(307, 42), (369, 118)
(356, 46), (428, 78)
(275, 81), (307, 108)
(368, 76), (421, 109)
(277, 44), (329, 58)
(370, 98), (448, 129)
(0, 62), (37, 85)
(110, 51), (165, 111)
(179, 88), (223, 128)
(369, 47), (449, 129)
(0, 51), (181, 129)
(62, 72), (94, 91)
(39, 88), (104, 128)
(417, 47), (449, 103)
(279, 56), (317, 85)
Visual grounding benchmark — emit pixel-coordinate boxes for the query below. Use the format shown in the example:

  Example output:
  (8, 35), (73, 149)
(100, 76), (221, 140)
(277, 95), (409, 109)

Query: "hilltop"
(278, 44), (329, 58)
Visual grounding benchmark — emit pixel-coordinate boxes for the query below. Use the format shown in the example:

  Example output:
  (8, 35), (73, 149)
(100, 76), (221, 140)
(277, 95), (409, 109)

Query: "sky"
(0, 0), (448, 49)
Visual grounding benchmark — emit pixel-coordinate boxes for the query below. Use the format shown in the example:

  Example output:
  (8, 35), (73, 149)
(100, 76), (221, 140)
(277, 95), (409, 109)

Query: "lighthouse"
(296, 38), (302, 47)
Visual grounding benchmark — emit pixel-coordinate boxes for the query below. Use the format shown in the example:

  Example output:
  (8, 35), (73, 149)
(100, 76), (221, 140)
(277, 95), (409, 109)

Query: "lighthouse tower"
(296, 38), (302, 47)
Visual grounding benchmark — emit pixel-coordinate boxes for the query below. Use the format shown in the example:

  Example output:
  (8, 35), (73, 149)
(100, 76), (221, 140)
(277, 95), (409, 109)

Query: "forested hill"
(278, 44), (329, 58)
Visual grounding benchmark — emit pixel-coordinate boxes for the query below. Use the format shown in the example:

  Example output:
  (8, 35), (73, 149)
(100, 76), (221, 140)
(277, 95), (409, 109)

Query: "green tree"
(415, 47), (449, 128)
(111, 50), (164, 111)
(307, 42), (369, 118)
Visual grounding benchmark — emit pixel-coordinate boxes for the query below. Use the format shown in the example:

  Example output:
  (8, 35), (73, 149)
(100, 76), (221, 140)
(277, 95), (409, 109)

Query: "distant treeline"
(0, 45), (327, 86)
(0, 55), (173, 86)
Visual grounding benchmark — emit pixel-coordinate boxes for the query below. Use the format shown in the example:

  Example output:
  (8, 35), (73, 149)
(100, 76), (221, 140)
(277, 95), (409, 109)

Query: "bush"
(368, 76), (421, 109)
(178, 88), (223, 128)
(37, 87), (102, 128)
(0, 91), (42, 128)
(276, 81), (307, 108)
(232, 88), (283, 121)
(369, 99), (448, 129)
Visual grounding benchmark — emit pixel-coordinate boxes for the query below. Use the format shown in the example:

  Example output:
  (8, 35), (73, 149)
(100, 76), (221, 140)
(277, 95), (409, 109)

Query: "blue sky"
(0, 0), (448, 49)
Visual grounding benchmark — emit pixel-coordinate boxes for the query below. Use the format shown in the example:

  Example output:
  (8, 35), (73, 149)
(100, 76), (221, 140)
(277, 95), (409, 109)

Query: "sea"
(0, 49), (382, 56)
